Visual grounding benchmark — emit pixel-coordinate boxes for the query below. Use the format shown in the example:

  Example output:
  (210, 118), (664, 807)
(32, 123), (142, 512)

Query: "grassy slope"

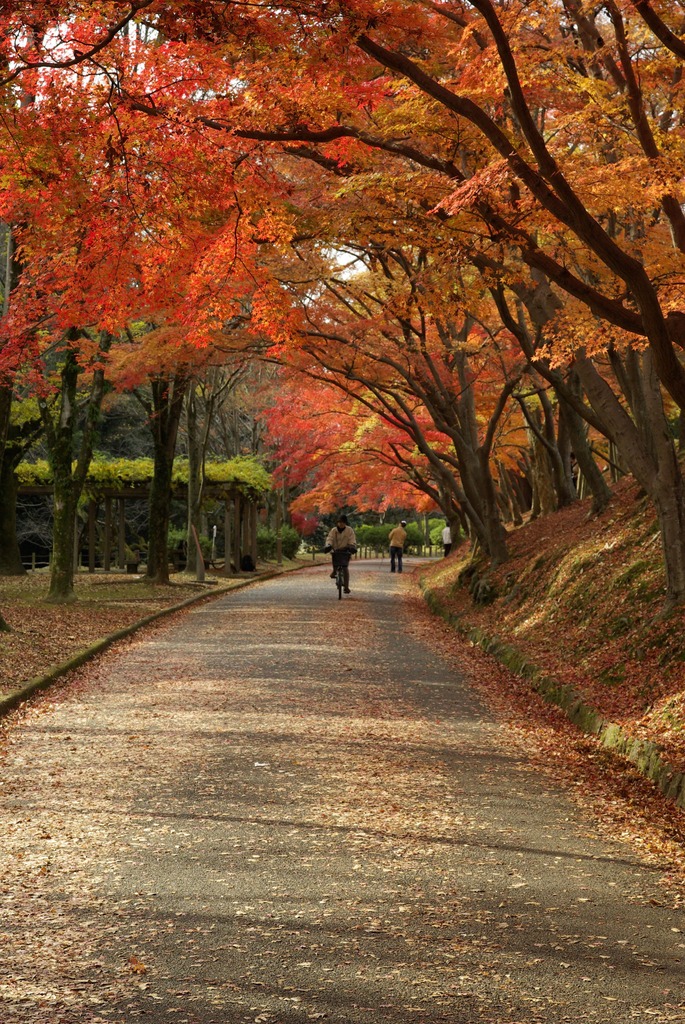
(420, 476), (685, 773)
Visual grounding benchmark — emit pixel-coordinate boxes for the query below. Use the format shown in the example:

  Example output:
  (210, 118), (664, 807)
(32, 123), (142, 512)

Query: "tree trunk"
(639, 352), (685, 610)
(539, 387), (576, 509)
(521, 451), (540, 519)
(490, 279), (614, 514)
(574, 351), (685, 606)
(498, 460), (523, 526)
(526, 406), (557, 517)
(41, 333), (111, 603)
(147, 441), (174, 583)
(0, 384), (12, 476)
(0, 226), (22, 629)
(557, 376), (612, 514)
(652, 469), (685, 610)
(48, 471), (79, 603)
(43, 346), (80, 603)
(0, 454), (25, 575)
(185, 384), (202, 576)
(476, 447), (508, 564)
(0, 411), (44, 576)
(145, 373), (188, 584)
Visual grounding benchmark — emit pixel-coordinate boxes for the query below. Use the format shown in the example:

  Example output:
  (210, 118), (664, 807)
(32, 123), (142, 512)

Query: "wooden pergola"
(18, 480), (265, 574)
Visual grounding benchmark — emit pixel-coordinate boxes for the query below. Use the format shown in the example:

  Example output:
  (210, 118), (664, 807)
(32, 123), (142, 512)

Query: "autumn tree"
(1, 6), (280, 587)
(265, 368), (443, 523)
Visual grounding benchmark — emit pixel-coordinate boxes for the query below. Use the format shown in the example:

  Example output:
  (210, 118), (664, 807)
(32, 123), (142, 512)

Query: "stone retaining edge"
(421, 583), (685, 812)
(0, 568), (290, 720)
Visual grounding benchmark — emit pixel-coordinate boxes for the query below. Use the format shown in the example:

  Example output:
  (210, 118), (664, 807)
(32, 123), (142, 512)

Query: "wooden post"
(191, 525), (205, 582)
(234, 494), (242, 572)
(250, 502), (258, 564)
(275, 493), (282, 566)
(224, 498), (232, 574)
(104, 495), (112, 572)
(73, 512), (80, 572)
(118, 498), (126, 569)
(88, 499), (97, 573)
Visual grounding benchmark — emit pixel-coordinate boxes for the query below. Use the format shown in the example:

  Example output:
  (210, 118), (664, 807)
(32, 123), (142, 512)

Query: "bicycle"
(330, 547), (354, 599)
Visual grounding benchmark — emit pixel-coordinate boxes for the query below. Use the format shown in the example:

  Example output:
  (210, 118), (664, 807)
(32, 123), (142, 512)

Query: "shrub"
(356, 524), (392, 551)
(404, 522), (423, 550)
(168, 526), (214, 565)
(281, 524), (301, 559)
(167, 527), (186, 558)
(429, 519), (448, 546)
(257, 526), (277, 561)
(257, 524), (302, 561)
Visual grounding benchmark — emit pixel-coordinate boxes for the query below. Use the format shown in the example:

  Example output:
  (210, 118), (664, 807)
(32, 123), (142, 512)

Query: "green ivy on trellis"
(16, 455), (272, 497)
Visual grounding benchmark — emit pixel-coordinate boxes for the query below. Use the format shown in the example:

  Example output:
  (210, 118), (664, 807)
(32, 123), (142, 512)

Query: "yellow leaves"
(571, 74), (618, 107)
(250, 203), (297, 247)
(16, 455), (271, 496)
(569, 155), (680, 216)
(540, 300), (647, 367)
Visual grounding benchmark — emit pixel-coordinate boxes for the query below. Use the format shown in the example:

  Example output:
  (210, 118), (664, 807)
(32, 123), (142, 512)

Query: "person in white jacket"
(324, 515), (357, 593)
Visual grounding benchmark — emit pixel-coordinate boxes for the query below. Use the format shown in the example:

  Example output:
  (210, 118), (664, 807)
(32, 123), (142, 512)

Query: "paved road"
(1, 562), (683, 1023)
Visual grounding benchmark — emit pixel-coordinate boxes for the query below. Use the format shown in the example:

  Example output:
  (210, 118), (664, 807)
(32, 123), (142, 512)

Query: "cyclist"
(324, 515), (357, 594)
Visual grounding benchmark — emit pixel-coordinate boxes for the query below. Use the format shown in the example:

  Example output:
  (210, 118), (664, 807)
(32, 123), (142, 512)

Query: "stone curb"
(0, 566), (295, 720)
(421, 583), (685, 812)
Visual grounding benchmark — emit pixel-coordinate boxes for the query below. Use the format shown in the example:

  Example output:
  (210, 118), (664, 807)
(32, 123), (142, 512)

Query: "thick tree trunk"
(0, 264), (17, 623)
(0, 229), (21, 626)
(639, 353), (685, 610)
(0, 385), (12, 473)
(653, 471), (685, 610)
(557, 377), (612, 514)
(0, 410), (44, 575)
(0, 455), (25, 575)
(43, 347), (80, 604)
(498, 460), (524, 526)
(490, 280), (614, 514)
(539, 388), (576, 509)
(48, 473), (79, 603)
(526, 409), (557, 517)
(145, 373), (188, 585)
(476, 447), (508, 564)
(574, 351), (685, 606)
(446, 453), (496, 556)
(147, 442), (174, 583)
(41, 334), (110, 603)
(185, 384), (203, 577)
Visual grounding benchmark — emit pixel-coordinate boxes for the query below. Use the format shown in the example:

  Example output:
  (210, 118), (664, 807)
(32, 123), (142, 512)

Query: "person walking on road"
(388, 520), (408, 573)
(324, 515), (357, 593)
(442, 523), (452, 557)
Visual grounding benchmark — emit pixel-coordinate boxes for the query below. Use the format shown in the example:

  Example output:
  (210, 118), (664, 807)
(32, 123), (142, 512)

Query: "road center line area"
(1, 562), (683, 1024)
